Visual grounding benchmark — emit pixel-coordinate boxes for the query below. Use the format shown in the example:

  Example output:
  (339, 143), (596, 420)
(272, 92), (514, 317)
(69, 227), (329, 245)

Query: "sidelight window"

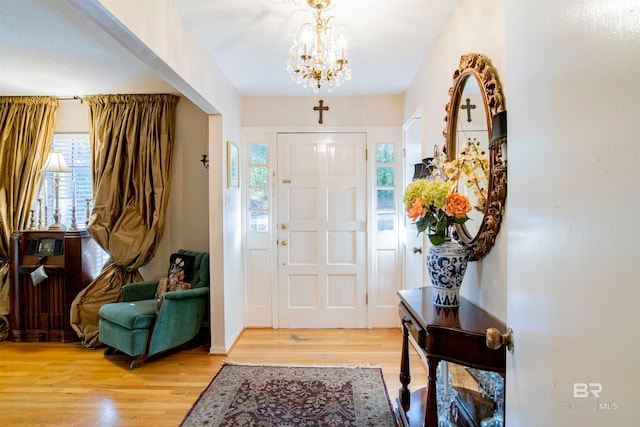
(248, 143), (269, 232)
(375, 143), (396, 231)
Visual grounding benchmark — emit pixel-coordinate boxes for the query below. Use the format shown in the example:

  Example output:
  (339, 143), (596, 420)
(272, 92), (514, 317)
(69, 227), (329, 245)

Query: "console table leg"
(425, 356), (440, 426)
(399, 320), (412, 411)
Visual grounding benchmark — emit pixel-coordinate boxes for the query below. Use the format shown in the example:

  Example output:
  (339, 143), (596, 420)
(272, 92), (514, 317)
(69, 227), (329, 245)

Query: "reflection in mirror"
(442, 53), (506, 261)
(442, 363), (505, 426)
(453, 76), (489, 239)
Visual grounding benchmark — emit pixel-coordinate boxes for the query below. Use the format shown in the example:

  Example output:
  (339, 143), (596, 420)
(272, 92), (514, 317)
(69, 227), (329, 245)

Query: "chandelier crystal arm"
(287, 0), (351, 93)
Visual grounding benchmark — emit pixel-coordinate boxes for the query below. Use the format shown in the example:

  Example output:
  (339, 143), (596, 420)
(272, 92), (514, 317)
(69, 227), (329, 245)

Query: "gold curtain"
(0, 96), (58, 340)
(70, 94), (179, 348)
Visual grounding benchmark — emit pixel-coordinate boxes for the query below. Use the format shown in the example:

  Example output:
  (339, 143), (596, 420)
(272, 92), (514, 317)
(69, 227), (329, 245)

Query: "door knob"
(486, 327), (514, 352)
(413, 247), (422, 254)
(279, 239), (288, 246)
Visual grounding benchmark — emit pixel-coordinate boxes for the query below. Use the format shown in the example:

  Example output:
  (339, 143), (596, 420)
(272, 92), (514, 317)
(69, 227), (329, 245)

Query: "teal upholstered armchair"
(98, 250), (209, 369)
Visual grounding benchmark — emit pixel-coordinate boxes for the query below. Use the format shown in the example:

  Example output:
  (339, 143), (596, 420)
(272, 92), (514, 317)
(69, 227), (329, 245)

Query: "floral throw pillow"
(155, 253), (196, 298)
(169, 280), (192, 292)
(155, 277), (169, 299)
(167, 252), (195, 286)
(155, 277), (193, 298)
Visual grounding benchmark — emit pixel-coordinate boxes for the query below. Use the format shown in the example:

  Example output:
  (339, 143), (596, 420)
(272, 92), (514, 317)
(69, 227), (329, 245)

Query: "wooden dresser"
(9, 230), (102, 342)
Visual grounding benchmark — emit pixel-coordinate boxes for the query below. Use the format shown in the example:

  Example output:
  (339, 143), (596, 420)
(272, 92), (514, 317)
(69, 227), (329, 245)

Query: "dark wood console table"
(397, 287), (506, 427)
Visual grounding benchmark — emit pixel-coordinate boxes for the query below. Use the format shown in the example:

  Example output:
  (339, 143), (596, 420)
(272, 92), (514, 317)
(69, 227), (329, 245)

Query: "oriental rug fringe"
(180, 362), (397, 427)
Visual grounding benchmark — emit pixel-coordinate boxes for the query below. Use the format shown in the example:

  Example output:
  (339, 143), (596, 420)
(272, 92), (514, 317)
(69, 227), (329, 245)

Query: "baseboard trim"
(209, 324), (244, 355)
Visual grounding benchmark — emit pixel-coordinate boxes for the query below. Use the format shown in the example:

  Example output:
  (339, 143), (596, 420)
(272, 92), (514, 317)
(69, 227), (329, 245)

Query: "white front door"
(276, 133), (367, 328)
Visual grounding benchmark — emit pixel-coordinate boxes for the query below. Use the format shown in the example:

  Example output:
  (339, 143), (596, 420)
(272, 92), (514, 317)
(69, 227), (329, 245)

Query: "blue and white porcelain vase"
(426, 240), (470, 307)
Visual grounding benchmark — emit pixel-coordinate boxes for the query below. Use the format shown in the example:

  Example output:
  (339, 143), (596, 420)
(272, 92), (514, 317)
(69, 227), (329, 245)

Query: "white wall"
(55, 100), (90, 133)
(243, 96), (403, 127)
(404, 0), (507, 320)
(408, 0), (640, 424)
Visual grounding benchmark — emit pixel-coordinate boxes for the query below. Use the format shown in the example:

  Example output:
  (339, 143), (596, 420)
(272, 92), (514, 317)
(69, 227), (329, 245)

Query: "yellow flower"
(436, 137), (489, 212)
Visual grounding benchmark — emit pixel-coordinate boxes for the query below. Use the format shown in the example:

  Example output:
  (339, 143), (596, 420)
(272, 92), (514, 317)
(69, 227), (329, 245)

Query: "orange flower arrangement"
(403, 176), (472, 245)
(403, 140), (488, 245)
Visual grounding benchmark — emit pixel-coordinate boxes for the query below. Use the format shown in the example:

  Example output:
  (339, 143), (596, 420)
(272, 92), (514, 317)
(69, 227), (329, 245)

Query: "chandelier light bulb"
(287, 0), (351, 92)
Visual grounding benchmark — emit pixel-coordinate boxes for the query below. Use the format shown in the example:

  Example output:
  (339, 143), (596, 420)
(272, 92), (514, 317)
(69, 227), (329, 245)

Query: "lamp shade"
(412, 162), (427, 181)
(412, 157), (436, 181)
(489, 111), (507, 151)
(42, 152), (71, 173)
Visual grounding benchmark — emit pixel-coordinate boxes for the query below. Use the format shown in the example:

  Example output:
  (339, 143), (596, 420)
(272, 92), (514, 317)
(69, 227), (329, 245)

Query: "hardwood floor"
(0, 328), (427, 427)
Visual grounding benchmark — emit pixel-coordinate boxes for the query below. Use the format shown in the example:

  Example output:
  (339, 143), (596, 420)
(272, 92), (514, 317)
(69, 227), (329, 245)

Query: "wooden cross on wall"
(461, 98), (476, 122)
(313, 99), (329, 124)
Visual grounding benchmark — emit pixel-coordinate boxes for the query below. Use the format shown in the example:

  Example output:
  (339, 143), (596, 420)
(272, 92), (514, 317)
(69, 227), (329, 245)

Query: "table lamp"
(41, 151), (71, 230)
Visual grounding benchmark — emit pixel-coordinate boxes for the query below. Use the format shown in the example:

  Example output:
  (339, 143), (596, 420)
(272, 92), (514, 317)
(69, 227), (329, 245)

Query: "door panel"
(277, 133), (366, 328)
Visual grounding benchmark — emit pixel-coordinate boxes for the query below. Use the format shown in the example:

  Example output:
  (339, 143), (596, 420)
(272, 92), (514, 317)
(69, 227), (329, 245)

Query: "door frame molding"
(402, 106), (427, 292)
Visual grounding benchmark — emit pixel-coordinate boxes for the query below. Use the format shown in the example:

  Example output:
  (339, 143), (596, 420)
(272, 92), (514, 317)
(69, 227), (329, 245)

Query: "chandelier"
(287, 0), (351, 92)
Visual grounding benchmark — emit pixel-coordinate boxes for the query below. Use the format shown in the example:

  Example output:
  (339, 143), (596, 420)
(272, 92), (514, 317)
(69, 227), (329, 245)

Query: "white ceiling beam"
(65, 0), (220, 114)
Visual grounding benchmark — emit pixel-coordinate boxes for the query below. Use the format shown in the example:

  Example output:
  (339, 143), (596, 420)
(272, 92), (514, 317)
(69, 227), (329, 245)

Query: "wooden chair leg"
(183, 338), (199, 350)
(130, 354), (148, 370)
(104, 346), (116, 356)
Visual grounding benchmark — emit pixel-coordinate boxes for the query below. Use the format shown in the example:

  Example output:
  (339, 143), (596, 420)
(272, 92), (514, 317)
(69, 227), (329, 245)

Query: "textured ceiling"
(0, 0), (460, 97)
(0, 0), (173, 97)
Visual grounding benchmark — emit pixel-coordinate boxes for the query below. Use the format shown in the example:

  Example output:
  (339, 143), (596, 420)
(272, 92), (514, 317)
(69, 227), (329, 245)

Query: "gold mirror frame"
(443, 53), (507, 261)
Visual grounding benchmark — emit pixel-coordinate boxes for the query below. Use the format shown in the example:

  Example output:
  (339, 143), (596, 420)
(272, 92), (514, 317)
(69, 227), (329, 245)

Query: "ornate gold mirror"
(443, 53), (507, 260)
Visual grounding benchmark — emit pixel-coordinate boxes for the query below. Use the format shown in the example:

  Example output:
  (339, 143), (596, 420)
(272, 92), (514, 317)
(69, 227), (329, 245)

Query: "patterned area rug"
(180, 363), (397, 426)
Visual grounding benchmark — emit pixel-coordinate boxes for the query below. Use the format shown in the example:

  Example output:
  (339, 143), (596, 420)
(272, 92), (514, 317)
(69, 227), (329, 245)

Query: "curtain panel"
(70, 94), (179, 348)
(0, 96), (58, 340)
